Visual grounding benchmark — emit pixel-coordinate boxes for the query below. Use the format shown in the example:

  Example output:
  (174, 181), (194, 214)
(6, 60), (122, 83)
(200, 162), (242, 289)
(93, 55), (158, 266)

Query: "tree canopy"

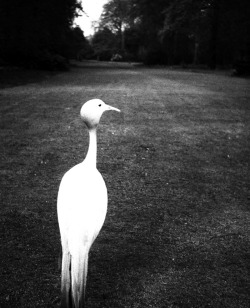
(1, 0), (249, 70)
(91, 0), (250, 68)
(0, 0), (89, 69)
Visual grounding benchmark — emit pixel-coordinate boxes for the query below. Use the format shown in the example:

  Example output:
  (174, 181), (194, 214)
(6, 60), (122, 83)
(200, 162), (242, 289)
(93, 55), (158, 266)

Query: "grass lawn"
(0, 61), (249, 307)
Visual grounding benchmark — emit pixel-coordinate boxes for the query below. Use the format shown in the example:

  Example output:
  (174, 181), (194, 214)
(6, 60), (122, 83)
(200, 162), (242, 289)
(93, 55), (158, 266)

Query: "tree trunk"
(121, 29), (125, 51)
(209, 2), (219, 69)
(193, 41), (199, 65)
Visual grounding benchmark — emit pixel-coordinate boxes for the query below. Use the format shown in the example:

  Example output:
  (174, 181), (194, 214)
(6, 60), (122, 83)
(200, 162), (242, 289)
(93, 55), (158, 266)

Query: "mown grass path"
(0, 61), (250, 307)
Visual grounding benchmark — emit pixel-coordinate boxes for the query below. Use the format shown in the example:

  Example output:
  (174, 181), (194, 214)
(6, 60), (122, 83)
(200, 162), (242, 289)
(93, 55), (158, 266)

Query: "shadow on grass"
(0, 67), (59, 88)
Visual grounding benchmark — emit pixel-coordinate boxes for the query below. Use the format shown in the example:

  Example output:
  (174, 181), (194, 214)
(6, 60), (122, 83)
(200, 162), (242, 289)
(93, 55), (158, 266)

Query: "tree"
(160, 0), (210, 65)
(161, 0), (250, 67)
(91, 27), (117, 60)
(130, 0), (170, 64)
(0, 0), (83, 68)
(91, 0), (250, 66)
(99, 0), (133, 51)
(67, 27), (94, 60)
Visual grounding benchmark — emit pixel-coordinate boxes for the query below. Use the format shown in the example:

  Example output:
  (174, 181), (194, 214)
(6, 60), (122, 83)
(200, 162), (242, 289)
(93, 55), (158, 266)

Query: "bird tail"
(60, 243), (89, 308)
(61, 247), (72, 308)
(71, 249), (89, 308)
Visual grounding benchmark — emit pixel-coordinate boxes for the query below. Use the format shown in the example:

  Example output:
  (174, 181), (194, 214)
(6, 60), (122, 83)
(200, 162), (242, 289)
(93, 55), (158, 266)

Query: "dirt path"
(0, 61), (250, 307)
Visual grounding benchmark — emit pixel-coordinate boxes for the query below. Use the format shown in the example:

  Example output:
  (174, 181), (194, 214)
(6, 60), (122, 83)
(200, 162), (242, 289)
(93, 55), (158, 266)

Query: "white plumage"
(57, 99), (120, 307)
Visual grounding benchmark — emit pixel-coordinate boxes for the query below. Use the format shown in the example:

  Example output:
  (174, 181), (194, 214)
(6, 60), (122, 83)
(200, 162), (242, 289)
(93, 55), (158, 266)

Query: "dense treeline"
(0, 0), (91, 69)
(92, 0), (250, 69)
(1, 0), (249, 70)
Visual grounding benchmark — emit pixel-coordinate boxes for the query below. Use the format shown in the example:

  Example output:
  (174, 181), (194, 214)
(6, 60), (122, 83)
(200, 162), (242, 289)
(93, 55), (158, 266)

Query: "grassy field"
(0, 61), (249, 307)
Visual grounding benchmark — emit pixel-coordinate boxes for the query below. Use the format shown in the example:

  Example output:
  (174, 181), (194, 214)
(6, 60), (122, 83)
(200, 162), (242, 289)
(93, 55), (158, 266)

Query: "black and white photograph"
(0, 0), (249, 307)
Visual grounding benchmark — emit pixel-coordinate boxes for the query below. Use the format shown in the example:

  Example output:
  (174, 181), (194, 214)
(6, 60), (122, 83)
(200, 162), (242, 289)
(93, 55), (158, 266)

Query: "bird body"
(57, 99), (120, 307)
(58, 162), (107, 256)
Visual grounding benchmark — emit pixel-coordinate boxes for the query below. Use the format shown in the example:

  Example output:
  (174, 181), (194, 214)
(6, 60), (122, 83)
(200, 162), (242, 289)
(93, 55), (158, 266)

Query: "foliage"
(92, 0), (250, 68)
(100, 0), (132, 33)
(67, 27), (94, 60)
(0, 0), (88, 69)
(99, 0), (134, 51)
(91, 27), (118, 61)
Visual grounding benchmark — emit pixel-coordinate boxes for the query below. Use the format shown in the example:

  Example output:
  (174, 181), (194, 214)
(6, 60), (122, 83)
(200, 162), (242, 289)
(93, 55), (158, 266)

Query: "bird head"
(80, 99), (120, 129)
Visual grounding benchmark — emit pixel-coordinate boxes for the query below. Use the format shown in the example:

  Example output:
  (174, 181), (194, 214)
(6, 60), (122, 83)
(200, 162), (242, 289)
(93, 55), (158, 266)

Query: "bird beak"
(105, 104), (121, 113)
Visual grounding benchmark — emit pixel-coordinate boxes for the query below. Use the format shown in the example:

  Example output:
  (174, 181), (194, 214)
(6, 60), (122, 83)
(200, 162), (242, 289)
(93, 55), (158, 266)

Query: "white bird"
(57, 99), (120, 308)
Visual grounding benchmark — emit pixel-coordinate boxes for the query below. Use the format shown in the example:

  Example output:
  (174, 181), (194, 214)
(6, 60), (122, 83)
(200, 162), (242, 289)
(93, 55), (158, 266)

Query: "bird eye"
(98, 104), (102, 107)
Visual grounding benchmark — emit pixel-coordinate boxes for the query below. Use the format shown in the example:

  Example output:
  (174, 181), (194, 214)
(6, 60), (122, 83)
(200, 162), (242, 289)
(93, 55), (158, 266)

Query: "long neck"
(85, 127), (97, 168)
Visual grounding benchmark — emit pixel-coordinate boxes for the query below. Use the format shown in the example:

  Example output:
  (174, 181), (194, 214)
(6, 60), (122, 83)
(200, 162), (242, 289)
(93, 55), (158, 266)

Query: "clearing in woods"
(0, 61), (249, 307)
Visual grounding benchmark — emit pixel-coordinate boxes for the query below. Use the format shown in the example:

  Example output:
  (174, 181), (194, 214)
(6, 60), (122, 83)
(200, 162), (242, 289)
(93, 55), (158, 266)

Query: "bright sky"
(74, 0), (108, 37)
